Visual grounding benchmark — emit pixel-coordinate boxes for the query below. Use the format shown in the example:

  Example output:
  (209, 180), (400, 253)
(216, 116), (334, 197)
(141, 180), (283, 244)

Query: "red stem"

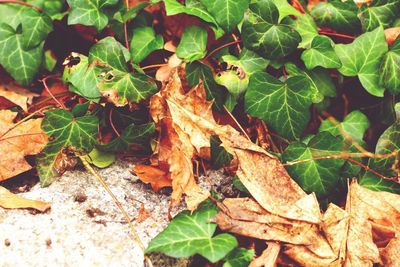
(205, 39), (242, 59)
(345, 157), (398, 182)
(319, 30), (355, 40)
(0, 0), (42, 12)
(40, 76), (66, 109)
(109, 109), (120, 137)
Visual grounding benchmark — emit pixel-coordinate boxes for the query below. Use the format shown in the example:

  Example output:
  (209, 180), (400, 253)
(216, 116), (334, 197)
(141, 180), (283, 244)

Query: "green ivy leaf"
(301, 35), (342, 70)
(62, 53), (102, 102)
(285, 63), (336, 103)
(284, 14), (319, 49)
(0, 24), (43, 86)
(146, 200), (237, 263)
(130, 26), (163, 64)
(199, 0), (249, 32)
(379, 36), (400, 95)
(242, 0), (301, 59)
(335, 27), (388, 97)
(319, 111), (370, 177)
(67, 0), (119, 31)
(37, 109), (98, 186)
(244, 72), (312, 140)
(271, 0), (301, 22)
(221, 48), (269, 76)
(319, 111), (370, 143)
(210, 135), (233, 169)
(98, 123), (155, 152)
(83, 147), (116, 168)
(359, 172), (400, 194)
(186, 61), (227, 110)
(163, 0), (224, 38)
(223, 248), (254, 267)
(310, 0), (361, 34)
(20, 8), (53, 49)
(97, 70), (158, 106)
(358, 0), (400, 32)
(215, 70), (248, 98)
(176, 26), (207, 62)
(88, 37), (158, 105)
(89, 36), (129, 72)
(366, 103), (400, 178)
(282, 132), (346, 197)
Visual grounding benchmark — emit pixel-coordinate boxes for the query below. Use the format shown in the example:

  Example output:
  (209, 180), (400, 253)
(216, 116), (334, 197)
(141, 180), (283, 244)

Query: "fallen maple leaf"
(0, 83), (38, 112)
(0, 186), (50, 212)
(0, 110), (48, 181)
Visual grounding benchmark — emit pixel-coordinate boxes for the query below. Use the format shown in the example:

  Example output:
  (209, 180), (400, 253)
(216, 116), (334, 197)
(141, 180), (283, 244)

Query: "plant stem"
(78, 155), (146, 252)
(0, 106), (51, 140)
(0, 0), (42, 12)
(205, 40), (242, 59)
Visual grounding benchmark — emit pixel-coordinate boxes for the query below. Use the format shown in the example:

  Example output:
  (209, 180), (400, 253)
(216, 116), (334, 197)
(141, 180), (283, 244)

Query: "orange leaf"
(385, 27), (400, 46)
(0, 186), (50, 212)
(133, 165), (171, 192)
(0, 110), (48, 181)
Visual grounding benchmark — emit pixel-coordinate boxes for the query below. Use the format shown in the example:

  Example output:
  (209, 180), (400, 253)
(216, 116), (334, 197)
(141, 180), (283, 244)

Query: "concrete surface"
(0, 160), (184, 267)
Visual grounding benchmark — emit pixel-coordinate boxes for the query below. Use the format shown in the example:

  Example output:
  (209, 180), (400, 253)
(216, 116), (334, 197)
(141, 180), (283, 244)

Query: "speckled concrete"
(0, 160), (183, 267)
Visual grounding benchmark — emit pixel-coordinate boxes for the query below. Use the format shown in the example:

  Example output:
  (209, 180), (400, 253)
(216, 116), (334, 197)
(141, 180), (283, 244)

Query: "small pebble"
(4, 239), (10, 247)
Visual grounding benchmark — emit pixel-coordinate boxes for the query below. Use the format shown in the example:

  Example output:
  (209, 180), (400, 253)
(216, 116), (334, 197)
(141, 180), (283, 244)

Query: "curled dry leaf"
(0, 83), (38, 112)
(215, 181), (400, 266)
(140, 69), (322, 218)
(155, 53), (182, 82)
(0, 110), (48, 181)
(249, 242), (280, 267)
(0, 186), (50, 212)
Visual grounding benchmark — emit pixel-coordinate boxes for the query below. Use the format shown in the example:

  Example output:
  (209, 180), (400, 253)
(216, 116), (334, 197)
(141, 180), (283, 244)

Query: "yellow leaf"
(0, 186), (50, 212)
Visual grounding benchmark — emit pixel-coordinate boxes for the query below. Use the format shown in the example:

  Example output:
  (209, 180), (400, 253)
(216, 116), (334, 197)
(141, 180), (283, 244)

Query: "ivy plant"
(0, 0), (399, 265)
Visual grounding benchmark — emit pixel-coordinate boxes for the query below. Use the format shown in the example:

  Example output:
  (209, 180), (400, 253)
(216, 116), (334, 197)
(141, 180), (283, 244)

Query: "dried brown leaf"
(0, 110), (48, 181)
(0, 186), (50, 212)
(249, 242), (280, 267)
(133, 165), (171, 192)
(0, 83), (38, 112)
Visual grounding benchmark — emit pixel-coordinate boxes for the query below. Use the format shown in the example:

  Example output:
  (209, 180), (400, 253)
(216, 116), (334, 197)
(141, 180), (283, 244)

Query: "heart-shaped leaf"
(283, 132), (346, 197)
(242, 0), (300, 59)
(223, 248), (254, 267)
(146, 200), (238, 263)
(301, 35), (342, 70)
(176, 26), (208, 62)
(335, 27), (388, 97)
(245, 72), (312, 140)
